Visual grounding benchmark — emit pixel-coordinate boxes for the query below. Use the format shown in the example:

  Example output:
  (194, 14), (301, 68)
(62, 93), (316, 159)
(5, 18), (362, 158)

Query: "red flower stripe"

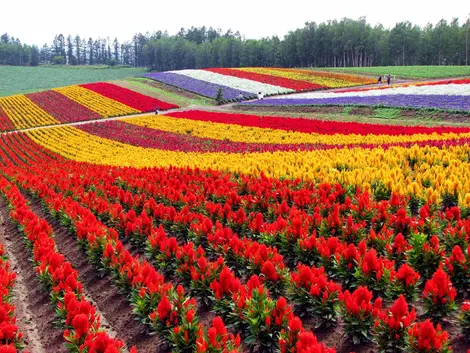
(6, 168), (242, 352)
(0, 177), (133, 353)
(0, 104), (15, 132)
(0, 244), (24, 350)
(79, 82), (178, 111)
(77, 119), (470, 153)
(6, 162), (335, 353)
(204, 68), (326, 91)
(27, 90), (101, 123)
(167, 110), (470, 135)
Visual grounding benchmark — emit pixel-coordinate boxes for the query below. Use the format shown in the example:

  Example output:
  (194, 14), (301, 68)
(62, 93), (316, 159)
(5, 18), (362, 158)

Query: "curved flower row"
(0, 105), (16, 131)
(24, 125), (470, 205)
(204, 68), (325, 91)
(79, 82), (178, 111)
(122, 114), (470, 146)
(0, 84), (179, 131)
(144, 72), (252, 100)
(276, 83), (470, 99)
(27, 90), (102, 123)
(53, 86), (140, 118)
(144, 68), (374, 98)
(172, 69), (293, 96)
(166, 110), (470, 135)
(0, 95), (59, 130)
(238, 68), (375, 87)
(243, 94), (470, 112)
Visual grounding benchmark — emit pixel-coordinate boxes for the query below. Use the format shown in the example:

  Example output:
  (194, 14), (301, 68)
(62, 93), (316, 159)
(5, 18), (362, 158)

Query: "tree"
(30, 45), (40, 66)
(215, 87), (225, 105)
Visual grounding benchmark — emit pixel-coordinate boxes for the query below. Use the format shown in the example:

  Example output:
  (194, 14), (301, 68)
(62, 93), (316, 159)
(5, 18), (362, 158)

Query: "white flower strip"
(269, 84), (470, 99)
(171, 69), (294, 95)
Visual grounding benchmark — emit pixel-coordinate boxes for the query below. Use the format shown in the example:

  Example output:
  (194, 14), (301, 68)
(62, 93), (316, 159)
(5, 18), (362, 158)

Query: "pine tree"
(215, 87), (224, 105)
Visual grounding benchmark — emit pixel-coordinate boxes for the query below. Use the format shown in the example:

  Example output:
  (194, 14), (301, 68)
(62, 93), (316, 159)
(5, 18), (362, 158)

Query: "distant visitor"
(237, 93), (244, 103)
(378, 76), (382, 84)
(386, 74), (391, 85)
(155, 107), (159, 115)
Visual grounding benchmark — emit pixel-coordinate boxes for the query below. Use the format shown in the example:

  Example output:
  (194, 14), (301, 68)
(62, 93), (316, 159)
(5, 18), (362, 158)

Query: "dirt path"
(23, 195), (168, 353)
(0, 197), (66, 353)
(0, 79), (430, 136)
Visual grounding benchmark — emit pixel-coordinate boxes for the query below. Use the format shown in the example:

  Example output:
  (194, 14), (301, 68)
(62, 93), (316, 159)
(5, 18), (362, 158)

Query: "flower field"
(0, 82), (178, 131)
(244, 79), (470, 113)
(0, 117), (470, 352)
(144, 68), (375, 100)
(0, 71), (470, 353)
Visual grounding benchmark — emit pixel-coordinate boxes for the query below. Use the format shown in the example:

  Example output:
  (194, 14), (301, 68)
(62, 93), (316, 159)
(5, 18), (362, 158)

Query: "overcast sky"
(2, 0), (469, 45)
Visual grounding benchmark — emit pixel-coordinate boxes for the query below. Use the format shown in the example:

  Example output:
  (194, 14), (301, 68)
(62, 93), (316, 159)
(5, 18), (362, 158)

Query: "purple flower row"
(144, 72), (251, 100)
(78, 120), (470, 154)
(242, 94), (470, 112)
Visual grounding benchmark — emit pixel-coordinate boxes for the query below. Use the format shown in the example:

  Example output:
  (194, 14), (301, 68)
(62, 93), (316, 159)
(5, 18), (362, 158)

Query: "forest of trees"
(1, 16), (470, 69)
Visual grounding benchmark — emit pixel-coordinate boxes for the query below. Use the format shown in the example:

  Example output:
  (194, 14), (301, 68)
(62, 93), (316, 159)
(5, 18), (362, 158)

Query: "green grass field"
(324, 66), (470, 79)
(0, 65), (147, 97)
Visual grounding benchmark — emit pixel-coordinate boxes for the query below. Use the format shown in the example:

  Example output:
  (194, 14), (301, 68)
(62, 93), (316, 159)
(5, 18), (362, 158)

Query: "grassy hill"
(0, 65), (146, 97)
(324, 65), (470, 79)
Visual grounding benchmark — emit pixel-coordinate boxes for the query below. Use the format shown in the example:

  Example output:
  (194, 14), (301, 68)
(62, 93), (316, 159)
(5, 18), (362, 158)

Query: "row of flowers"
(332, 78), (470, 94)
(0, 176), (132, 353)
(3, 169), (248, 353)
(166, 110), (470, 135)
(144, 68), (374, 99)
(79, 82), (178, 111)
(53, 85), (140, 118)
(26, 90), (102, 123)
(144, 72), (253, 100)
(243, 94), (470, 112)
(78, 118), (470, 154)
(120, 113), (470, 147)
(237, 68), (375, 88)
(0, 95), (59, 130)
(0, 244), (24, 351)
(7, 161), (334, 353)
(0, 83), (179, 132)
(6, 161), (470, 352)
(16, 162), (469, 315)
(171, 69), (293, 96)
(204, 68), (325, 91)
(24, 124), (470, 207)
(0, 104), (16, 131)
(0, 132), (63, 168)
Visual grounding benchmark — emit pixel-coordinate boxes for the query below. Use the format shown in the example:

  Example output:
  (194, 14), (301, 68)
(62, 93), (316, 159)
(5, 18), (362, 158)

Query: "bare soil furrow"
(25, 195), (168, 353)
(0, 197), (67, 353)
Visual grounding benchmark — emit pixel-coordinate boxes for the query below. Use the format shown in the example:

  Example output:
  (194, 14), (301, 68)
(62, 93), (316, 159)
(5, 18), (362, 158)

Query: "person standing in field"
(386, 74), (391, 85)
(237, 93), (244, 103)
(378, 75), (382, 84)
(155, 107), (159, 115)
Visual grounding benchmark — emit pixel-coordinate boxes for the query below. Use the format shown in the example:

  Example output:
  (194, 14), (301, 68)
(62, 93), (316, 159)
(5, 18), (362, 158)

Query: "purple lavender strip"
(243, 94), (470, 112)
(144, 72), (252, 99)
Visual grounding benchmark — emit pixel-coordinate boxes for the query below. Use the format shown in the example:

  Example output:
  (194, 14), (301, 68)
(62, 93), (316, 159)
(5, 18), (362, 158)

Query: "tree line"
(1, 16), (470, 68)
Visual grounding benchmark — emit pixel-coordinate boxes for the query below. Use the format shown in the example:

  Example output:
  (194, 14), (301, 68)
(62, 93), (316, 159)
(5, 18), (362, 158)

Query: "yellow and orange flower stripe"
(25, 124), (470, 206)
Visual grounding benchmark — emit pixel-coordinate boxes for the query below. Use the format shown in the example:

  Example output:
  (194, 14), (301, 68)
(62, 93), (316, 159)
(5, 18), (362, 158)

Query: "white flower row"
(269, 84), (470, 99)
(171, 69), (294, 95)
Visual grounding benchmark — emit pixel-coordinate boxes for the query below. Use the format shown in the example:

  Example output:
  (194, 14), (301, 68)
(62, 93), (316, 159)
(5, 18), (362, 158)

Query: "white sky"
(2, 0), (469, 46)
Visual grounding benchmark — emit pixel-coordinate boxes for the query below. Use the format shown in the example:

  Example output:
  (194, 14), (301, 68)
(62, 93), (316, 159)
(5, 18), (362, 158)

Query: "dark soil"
(0, 197), (66, 353)
(24, 196), (169, 353)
